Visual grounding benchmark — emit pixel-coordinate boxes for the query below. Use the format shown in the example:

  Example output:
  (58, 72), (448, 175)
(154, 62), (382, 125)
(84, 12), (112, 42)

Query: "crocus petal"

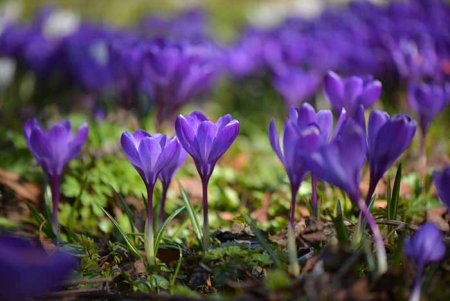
(371, 115), (416, 182)
(138, 137), (163, 184)
(288, 103), (316, 129)
(215, 114), (232, 131)
(315, 110), (333, 142)
(24, 118), (39, 142)
(343, 77), (363, 114)
(433, 167), (450, 209)
(404, 222), (446, 266)
(175, 114), (198, 155)
(358, 80), (382, 108)
(121, 131), (142, 168)
(196, 121), (217, 162)
(154, 137), (179, 175)
(323, 71), (344, 112)
(268, 119), (285, 165)
(368, 110), (390, 155)
(69, 123), (89, 160)
(132, 130), (151, 147)
(208, 120), (240, 163)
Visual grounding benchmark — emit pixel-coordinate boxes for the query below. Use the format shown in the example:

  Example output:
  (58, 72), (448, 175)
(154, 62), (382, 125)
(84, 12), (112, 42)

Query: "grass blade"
(26, 202), (54, 238)
(388, 164), (402, 221)
(170, 245), (183, 293)
(243, 213), (281, 268)
(177, 181), (202, 248)
(100, 206), (141, 259)
(333, 200), (349, 244)
(154, 206), (186, 255)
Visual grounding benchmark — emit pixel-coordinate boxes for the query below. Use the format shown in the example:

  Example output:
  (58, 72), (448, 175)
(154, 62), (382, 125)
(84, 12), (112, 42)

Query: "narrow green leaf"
(333, 200), (349, 243)
(170, 245), (183, 293)
(177, 181), (202, 248)
(389, 164), (402, 221)
(110, 185), (136, 236)
(154, 206), (186, 255)
(100, 207), (141, 259)
(243, 213), (281, 268)
(26, 202), (54, 238)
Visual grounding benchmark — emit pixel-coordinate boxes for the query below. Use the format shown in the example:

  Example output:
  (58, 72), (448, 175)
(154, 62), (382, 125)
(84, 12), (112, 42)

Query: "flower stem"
(145, 183), (156, 267)
(201, 178), (210, 250)
(365, 179), (377, 206)
(50, 176), (61, 241)
(311, 176), (318, 219)
(289, 185), (299, 230)
(409, 264), (424, 301)
(419, 131), (427, 167)
(158, 182), (169, 229)
(288, 224), (300, 277)
(357, 197), (387, 274)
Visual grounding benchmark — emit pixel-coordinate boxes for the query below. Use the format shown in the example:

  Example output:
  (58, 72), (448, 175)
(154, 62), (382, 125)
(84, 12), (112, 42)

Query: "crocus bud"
(24, 118), (88, 180)
(404, 222), (446, 301)
(120, 130), (179, 190)
(175, 111), (240, 182)
(366, 110), (416, 203)
(407, 82), (449, 137)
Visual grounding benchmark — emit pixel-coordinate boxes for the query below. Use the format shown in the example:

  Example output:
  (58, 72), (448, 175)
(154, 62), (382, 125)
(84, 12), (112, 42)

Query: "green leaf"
(388, 164), (402, 221)
(26, 202), (54, 238)
(177, 181), (202, 249)
(243, 213), (281, 268)
(100, 206), (141, 259)
(332, 200), (349, 244)
(154, 206), (186, 255)
(111, 185), (136, 228)
(170, 245), (183, 293)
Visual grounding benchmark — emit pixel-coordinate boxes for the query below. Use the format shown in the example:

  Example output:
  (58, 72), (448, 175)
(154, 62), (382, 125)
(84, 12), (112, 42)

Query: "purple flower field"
(0, 1), (450, 300)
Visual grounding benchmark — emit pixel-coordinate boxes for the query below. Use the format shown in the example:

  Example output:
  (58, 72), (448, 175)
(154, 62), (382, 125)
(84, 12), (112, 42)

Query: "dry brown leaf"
(426, 206), (449, 231)
(0, 169), (40, 202)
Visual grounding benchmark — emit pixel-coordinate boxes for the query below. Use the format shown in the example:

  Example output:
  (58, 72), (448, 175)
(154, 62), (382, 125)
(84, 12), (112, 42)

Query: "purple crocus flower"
(302, 119), (387, 273)
(24, 119), (88, 238)
(158, 138), (187, 226)
(323, 71), (382, 117)
(404, 222), (446, 301)
(143, 39), (221, 129)
(176, 111), (239, 249)
(121, 130), (179, 265)
(407, 82), (449, 161)
(433, 166), (450, 209)
(269, 103), (332, 224)
(366, 110), (416, 204)
(0, 235), (77, 300)
(272, 68), (321, 108)
(303, 119), (366, 204)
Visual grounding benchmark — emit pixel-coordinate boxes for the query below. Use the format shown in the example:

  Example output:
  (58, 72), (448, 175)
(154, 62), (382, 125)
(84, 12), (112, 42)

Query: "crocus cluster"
(24, 119), (88, 239)
(120, 112), (239, 264)
(0, 6), (223, 126)
(404, 222), (446, 301)
(0, 235), (77, 300)
(268, 70), (417, 273)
